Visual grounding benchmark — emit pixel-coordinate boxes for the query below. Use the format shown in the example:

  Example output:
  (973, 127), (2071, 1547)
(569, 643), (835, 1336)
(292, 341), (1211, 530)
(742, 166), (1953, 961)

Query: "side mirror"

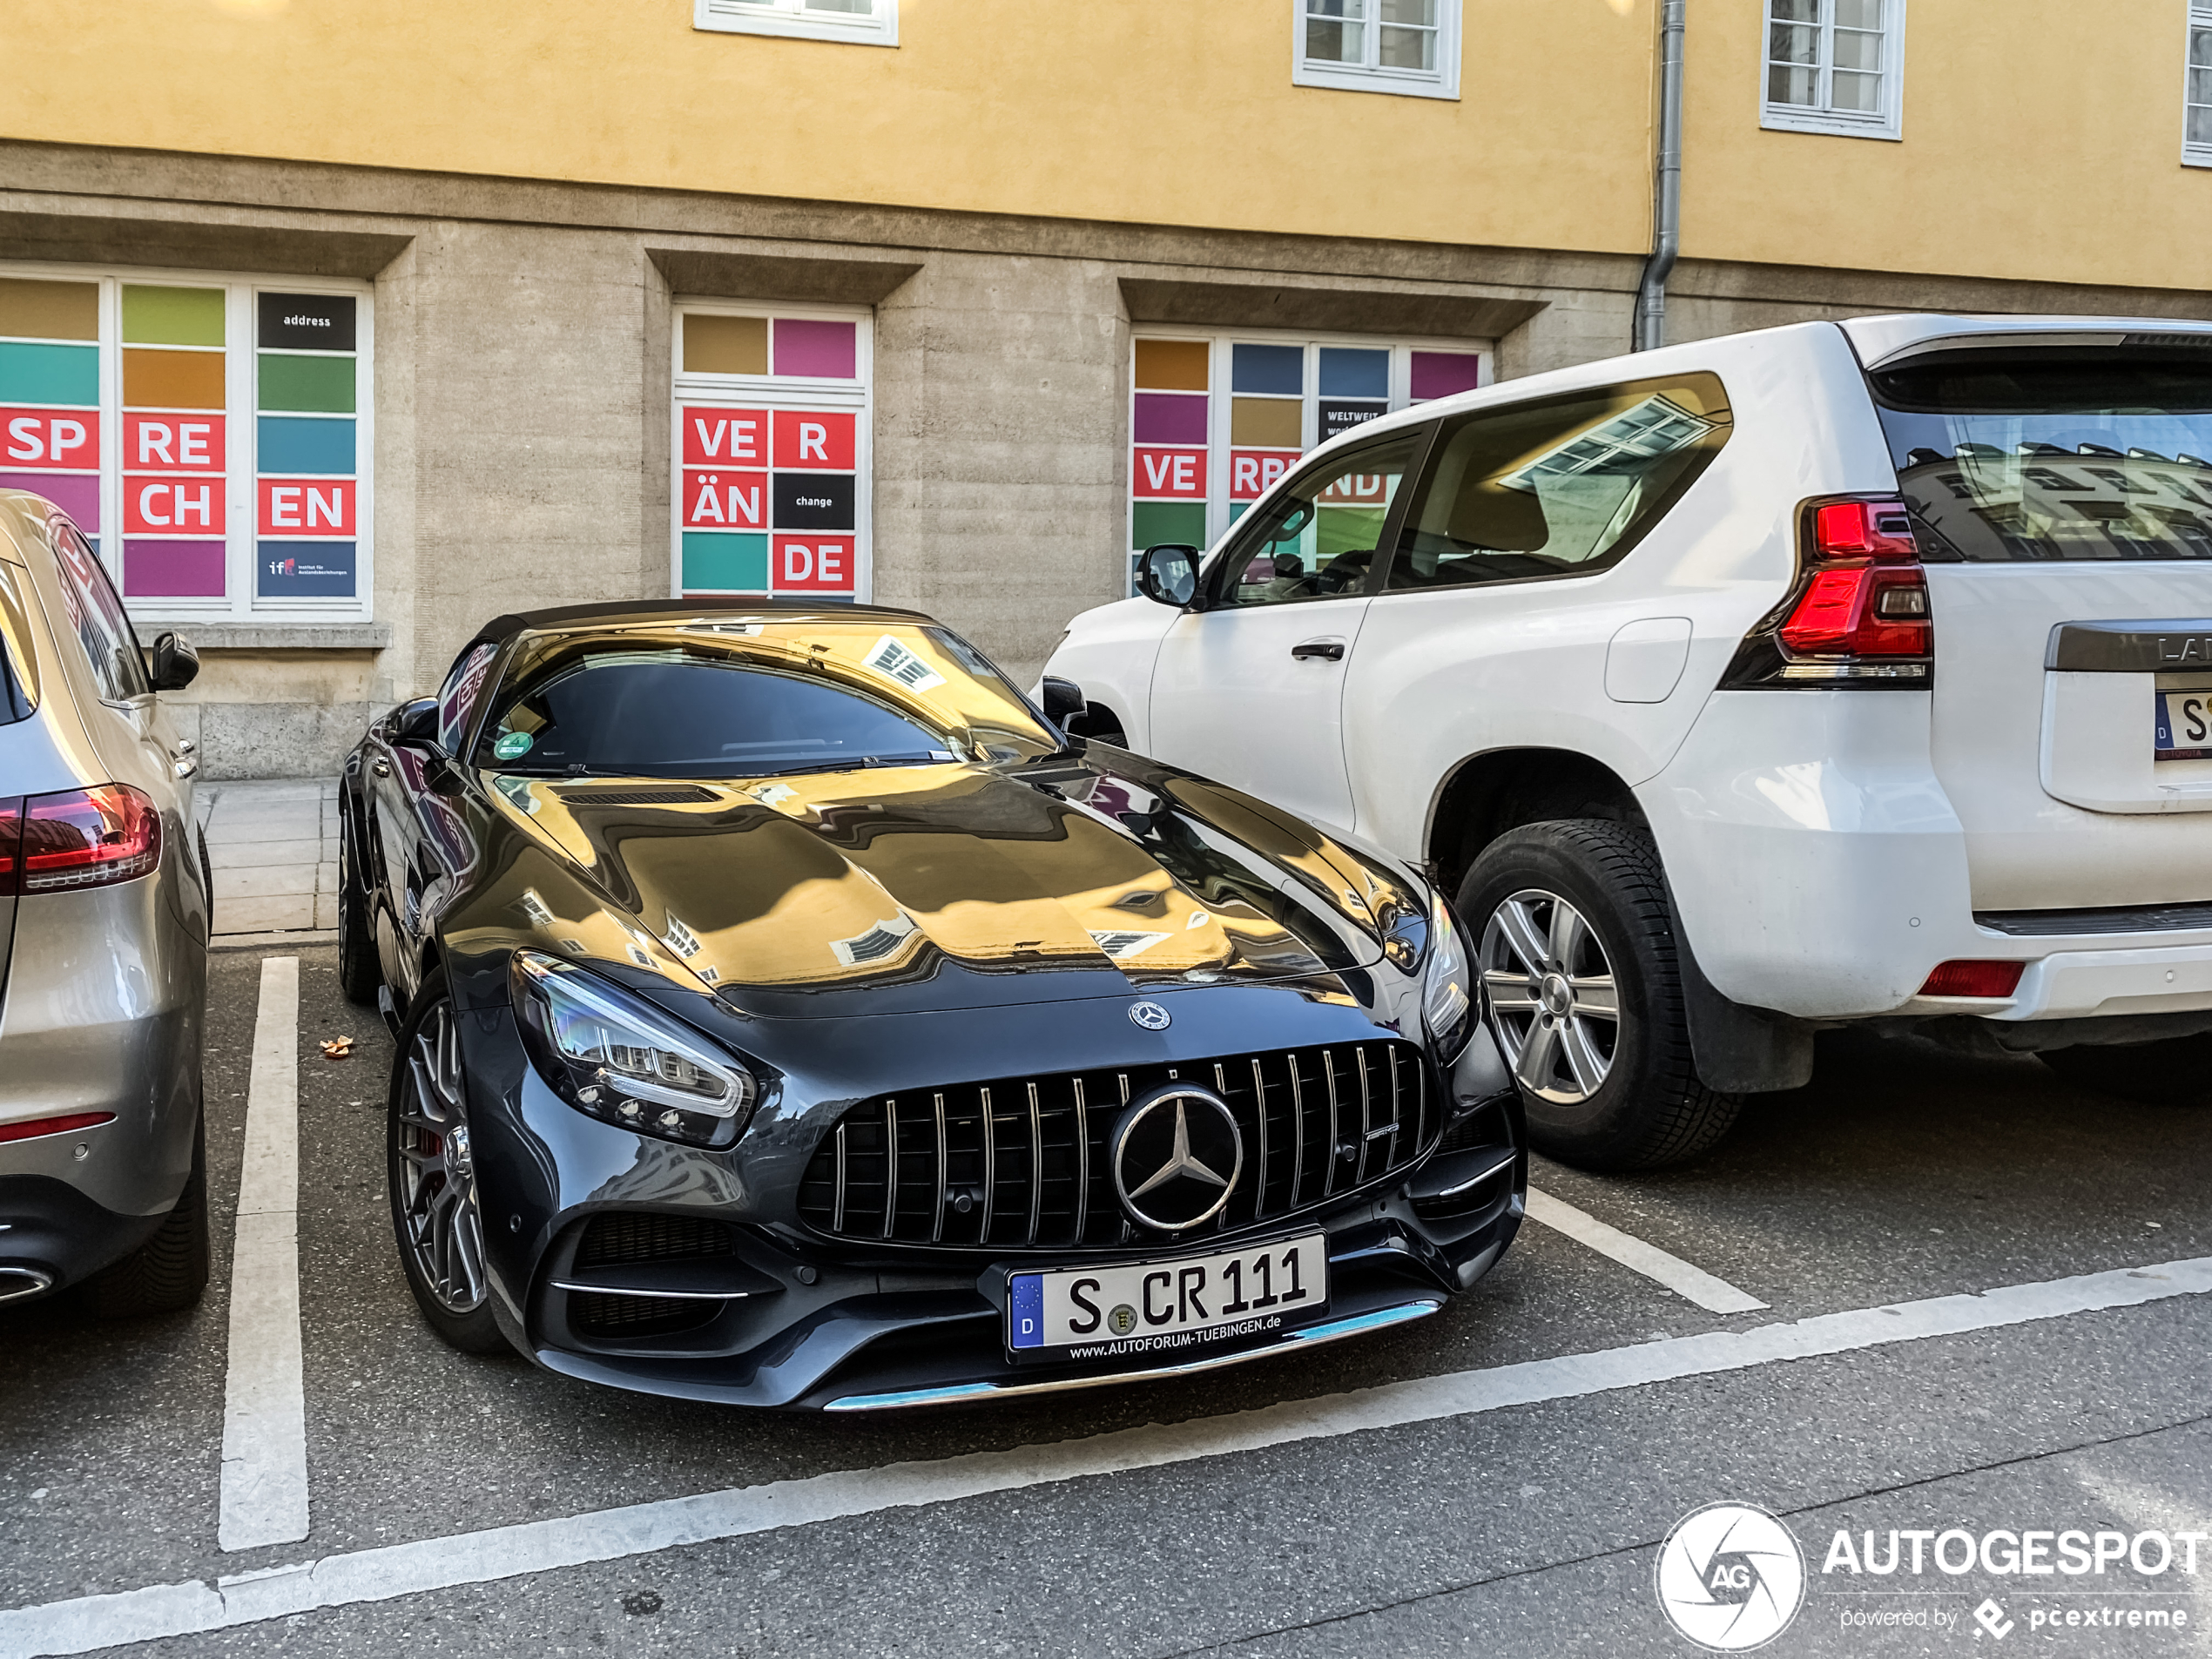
(392, 696), (441, 748)
(1135, 543), (1200, 609)
(1039, 676), (1085, 732)
(149, 631), (199, 693)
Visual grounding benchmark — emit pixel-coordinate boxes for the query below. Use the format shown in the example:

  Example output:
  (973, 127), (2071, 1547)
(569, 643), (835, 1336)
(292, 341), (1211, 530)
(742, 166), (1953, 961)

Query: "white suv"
(1044, 314), (2212, 1170)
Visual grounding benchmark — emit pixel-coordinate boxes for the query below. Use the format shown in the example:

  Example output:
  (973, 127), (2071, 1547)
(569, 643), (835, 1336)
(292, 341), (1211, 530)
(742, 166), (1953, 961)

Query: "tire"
(387, 971), (509, 1353)
(337, 799), (383, 1008)
(2038, 1033), (2212, 1105)
(1460, 819), (1740, 1172)
(82, 1109), (212, 1318)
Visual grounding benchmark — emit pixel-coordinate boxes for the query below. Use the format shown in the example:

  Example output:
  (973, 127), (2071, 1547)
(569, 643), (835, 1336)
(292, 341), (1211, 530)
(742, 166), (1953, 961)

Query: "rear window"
(1870, 347), (2212, 563)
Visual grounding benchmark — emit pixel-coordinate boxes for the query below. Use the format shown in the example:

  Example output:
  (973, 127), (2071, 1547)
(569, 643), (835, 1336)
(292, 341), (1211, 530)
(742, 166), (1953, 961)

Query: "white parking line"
(215, 957), (309, 1554)
(5, 1254), (2206, 1657)
(1525, 1186), (1768, 1314)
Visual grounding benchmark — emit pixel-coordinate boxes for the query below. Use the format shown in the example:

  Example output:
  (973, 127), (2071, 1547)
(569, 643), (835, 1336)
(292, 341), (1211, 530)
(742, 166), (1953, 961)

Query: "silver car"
(0, 489), (211, 1315)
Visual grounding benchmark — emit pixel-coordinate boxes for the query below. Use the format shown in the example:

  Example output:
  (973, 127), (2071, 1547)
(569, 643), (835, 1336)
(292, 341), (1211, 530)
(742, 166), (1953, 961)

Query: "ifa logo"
(1655, 1503), (1806, 1651)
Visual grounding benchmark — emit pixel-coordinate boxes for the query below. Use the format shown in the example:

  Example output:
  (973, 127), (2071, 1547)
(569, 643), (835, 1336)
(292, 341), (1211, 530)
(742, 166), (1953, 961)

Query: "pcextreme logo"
(1656, 1503), (1808, 1651)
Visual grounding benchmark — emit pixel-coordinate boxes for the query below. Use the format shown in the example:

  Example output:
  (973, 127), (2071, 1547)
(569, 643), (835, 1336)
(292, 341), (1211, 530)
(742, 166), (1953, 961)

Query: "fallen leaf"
(320, 1036), (354, 1060)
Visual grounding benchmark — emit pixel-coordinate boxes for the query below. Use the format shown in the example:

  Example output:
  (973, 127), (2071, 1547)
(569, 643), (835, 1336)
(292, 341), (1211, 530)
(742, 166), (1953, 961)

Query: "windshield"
(1869, 348), (2212, 563)
(477, 620), (1060, 779)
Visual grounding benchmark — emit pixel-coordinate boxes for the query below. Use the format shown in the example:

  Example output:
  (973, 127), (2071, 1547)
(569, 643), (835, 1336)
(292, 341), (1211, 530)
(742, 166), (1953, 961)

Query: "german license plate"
(1007, 1232), (1329, 1359)
(2155, 690), (2212, 761)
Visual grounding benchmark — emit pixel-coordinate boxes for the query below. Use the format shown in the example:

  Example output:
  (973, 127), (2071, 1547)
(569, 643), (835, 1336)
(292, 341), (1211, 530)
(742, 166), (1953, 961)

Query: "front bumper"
(527, 1175), (1521, 1411)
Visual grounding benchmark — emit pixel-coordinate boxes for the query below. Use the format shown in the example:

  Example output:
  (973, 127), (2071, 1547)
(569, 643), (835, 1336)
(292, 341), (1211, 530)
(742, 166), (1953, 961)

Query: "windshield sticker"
(493, 730), (534, 760)
(862, 634), (946, 693)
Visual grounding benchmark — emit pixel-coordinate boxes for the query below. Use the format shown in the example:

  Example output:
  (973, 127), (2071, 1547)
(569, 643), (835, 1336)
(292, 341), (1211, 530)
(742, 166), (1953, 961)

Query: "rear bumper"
(1997, 940), (2212, 1022)
(0, 1173), (166, 1298)
(1645, 691), (2212, 1025)
(0, 875), (205, 1220)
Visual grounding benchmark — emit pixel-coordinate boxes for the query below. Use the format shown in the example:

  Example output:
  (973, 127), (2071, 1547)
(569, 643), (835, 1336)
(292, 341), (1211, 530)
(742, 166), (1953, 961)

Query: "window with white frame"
(0, 261), (372, 629)
(694, 0), (895, 47)
(2188, 3), (2212, 167)
(1762, 0), (1904, 140)
(1293, 0), (1460, 100)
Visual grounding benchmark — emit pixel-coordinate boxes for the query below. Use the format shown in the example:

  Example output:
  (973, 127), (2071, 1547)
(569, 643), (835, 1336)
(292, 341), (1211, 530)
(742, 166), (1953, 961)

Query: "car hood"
(477, 752), (1412, 1018)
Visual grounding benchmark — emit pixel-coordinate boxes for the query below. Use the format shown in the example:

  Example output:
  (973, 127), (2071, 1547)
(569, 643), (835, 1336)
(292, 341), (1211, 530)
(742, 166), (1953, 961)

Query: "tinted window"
(1211, 433), (1425, 607)
(1386, 374), (1731, 591)
(480, 621), (1059, 779)
(437, 642), (499, 753)
(51, 523), (149, 702)
(1870, 349), (2212, 563)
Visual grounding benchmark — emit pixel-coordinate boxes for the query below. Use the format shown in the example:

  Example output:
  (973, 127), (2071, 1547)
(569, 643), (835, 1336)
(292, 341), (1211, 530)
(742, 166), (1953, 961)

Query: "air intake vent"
(558, 786), (721, 806)
(575, 1211), (736, 1269)
(2123, 333), (2212, 351)
(566, 1291), (719, 1339)
(797, 1042), (1431, 1255)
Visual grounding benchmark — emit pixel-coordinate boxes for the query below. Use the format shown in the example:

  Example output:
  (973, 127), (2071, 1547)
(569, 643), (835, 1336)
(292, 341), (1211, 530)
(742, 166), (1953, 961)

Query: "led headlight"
(1422, 891), (1475, 1062)
(509, 951), (758, 1148)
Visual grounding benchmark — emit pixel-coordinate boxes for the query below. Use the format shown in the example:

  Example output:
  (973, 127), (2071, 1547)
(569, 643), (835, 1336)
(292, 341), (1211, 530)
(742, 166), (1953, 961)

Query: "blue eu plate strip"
(1008, 1274), (1043, 1350)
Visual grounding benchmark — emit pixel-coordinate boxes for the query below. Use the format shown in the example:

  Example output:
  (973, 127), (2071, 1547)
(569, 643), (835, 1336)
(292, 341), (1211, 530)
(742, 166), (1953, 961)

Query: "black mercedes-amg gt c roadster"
(340, 601), (1523, 1410)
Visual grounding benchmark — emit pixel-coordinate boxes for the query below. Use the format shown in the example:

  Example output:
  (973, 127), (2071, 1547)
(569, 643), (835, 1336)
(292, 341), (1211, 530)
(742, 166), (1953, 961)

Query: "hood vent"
(557, 785), (722, 806)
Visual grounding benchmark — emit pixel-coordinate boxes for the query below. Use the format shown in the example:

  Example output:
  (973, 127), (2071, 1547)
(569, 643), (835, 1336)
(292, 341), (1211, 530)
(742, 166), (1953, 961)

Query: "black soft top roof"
(465, 598), (934, 654)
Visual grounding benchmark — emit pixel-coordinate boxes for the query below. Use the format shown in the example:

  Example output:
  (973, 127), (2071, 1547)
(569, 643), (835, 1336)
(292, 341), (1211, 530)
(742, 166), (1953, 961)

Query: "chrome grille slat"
(931, 1092), (948, 1244)
(1322, 1052), (1341, 1197)
(882, 1100), (899, 1241)
(799, 1042), (1429, 1255)
(1072, 1077), (1090, 1246)
(1250, 1057), (1269, 1221)
(1026, 1082), (1043, 1247)
(980, 1085), (996, 1247)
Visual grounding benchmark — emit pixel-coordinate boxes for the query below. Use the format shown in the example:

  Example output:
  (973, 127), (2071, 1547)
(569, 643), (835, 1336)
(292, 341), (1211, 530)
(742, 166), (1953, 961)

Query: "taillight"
(1719, 496), (1933, 688)
(1, 785), (162, 895)
(1919, 960), (2027, 999)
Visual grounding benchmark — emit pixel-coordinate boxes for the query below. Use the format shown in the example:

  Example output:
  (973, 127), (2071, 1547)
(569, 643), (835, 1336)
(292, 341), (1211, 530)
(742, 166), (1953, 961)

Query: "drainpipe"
(1634, 0), (1685, 352)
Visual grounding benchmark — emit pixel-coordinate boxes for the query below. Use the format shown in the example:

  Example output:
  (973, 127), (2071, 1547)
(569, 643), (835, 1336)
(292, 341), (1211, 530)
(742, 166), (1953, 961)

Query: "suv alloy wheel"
(1460, 819), (1739, 1171)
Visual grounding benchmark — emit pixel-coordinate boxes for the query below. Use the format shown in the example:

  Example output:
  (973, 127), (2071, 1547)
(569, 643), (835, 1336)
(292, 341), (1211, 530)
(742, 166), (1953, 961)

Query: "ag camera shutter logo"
(1656, 1502), (1806, 1650)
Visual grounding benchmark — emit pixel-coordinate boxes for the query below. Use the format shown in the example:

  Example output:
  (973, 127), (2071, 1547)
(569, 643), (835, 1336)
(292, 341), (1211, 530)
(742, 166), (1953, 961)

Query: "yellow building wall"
(6, 0), (1656, 254)
(10, 1), (2207, 292)
(1683, 0), (2212, 292)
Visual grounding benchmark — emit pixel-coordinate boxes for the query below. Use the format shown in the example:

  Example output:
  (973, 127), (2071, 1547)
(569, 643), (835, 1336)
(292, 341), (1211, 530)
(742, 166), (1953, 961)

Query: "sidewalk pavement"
(195, 777), (342, 942)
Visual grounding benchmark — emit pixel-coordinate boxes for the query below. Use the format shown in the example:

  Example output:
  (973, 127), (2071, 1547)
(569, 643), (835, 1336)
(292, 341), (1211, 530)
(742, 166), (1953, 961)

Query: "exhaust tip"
(0, 1266), (56, 1305)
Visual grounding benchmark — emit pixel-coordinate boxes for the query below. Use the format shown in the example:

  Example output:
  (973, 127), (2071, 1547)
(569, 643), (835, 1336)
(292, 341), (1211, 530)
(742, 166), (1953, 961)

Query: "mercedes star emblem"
(1127, 1001), (1171, 1031)
(1109, 1085), (1244, 1231)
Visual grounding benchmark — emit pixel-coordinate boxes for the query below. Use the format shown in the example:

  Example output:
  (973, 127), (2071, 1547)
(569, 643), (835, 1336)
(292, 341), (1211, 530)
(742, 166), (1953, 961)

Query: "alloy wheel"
(395, 1000), (488, 1313)
(1479, 887), (1622, 1106)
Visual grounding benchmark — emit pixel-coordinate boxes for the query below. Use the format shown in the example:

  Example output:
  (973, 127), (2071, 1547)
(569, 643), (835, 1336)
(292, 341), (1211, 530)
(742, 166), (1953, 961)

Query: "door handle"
(372, 758), (392, 779)
(1291, 638), (1346, 662)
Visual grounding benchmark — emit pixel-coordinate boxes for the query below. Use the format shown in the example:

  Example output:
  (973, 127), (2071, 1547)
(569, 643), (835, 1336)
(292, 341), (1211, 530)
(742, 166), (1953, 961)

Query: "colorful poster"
(676, 311), (867, 600)
(255, 293), (360, 599)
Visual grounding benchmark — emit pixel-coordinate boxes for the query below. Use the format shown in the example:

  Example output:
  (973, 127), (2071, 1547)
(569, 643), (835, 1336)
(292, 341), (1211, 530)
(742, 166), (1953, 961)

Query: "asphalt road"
(3, 941), (2209, 1657)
